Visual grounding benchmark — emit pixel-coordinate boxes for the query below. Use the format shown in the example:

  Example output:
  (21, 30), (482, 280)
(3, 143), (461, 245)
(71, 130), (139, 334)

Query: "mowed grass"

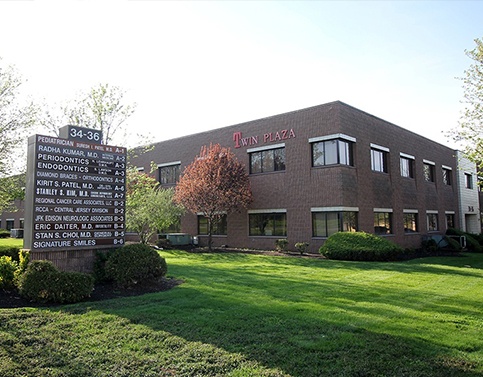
(0, 237), (23, 248)
(1, 249), (482, 377)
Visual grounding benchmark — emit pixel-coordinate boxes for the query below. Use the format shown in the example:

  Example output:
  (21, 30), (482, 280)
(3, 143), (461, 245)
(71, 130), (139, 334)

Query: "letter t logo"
(233, 132), (242, 148)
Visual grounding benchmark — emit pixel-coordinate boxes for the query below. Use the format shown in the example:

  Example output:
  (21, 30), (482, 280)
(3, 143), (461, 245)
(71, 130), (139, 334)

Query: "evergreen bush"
(421, 238), (438, 252)
(0, 229), (10, 238)
(105, 243), (167, 287)
(18, 260), (94, 303)
(0, 246), (20, 261)
(444, 236), (463, 251)
(0, 256), (18, 289)
(93, 249), (116, 283)
(319, 232), (403, 261)
(446, 228), (483, 252)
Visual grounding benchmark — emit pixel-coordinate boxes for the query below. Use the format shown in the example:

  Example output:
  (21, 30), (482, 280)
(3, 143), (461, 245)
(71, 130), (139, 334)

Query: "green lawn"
(0, 237), (23, 248)
(1, 250), (482, 376)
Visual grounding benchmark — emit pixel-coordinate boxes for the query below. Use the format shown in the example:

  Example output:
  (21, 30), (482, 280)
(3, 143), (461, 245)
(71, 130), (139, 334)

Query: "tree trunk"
(208, 217), (213, 252)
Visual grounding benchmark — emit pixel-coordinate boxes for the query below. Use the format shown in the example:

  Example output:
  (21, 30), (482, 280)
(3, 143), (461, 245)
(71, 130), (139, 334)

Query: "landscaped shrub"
(444, 236), (463, 251)
(421, 238), (438, 252)
(18, 260), (94, 304)
(13, 249), (30, 285)
(295, 242), (309, 255)
(319, 232), (403, 261)
(446, 228), (483, 252)
(0, 256), (18, 289)
(93, 249), (116, 283)
(0, 229), (10, 238)
(471, 232), (483, 246)
(0, 246), (20, 261)
(275, 239), (288, 252)
(105, 243), (168, 287)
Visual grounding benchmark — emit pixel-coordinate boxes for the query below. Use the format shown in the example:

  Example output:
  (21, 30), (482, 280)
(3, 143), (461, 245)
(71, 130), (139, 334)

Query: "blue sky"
(1, 0), (482, 148)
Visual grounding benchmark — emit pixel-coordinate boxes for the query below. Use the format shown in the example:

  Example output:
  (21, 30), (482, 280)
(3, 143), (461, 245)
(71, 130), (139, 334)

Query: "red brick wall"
(130, 101), (458, 252)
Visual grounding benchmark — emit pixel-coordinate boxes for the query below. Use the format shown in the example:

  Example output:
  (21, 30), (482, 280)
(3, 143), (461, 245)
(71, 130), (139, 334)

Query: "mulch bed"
(187, 246), (326, 259)
(0, 277), (183, 309)
(2, 247), (460, 309)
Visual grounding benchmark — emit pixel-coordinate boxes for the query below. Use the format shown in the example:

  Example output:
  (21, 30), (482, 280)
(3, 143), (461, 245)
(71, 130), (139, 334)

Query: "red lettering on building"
(233, 132), (242, 148)
(233, 132), (259, 148)
(263, 129), (296, 143)
(233, 129), (295, 148)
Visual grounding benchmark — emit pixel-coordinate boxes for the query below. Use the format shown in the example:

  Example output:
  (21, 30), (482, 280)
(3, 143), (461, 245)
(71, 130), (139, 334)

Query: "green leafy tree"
(174, 144), (253, 251)
(0, 174), (25, 212)
(451, 37), (483, 169)
(126, 168), (184, 244)
(0, 59), (36, 211)
(0, 59), (36, 176)
(39, 83), (138, 146)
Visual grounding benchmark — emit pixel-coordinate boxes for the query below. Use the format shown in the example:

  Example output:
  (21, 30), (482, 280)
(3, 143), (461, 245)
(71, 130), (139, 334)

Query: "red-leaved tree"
(174, 144), (253, 251)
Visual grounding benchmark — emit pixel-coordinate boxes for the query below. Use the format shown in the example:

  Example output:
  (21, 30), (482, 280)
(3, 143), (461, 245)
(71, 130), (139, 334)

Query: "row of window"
(156, 135), (464, 188)
(197, 210), (455, 238)
(0, 219), (22, 231)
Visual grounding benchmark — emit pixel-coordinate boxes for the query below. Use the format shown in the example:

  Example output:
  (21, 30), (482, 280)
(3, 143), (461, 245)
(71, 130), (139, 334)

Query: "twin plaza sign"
(24, 131), (127, 252)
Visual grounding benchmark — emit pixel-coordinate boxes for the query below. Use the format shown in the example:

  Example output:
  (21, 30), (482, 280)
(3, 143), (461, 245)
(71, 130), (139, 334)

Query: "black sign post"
(24, 133), (126, 270)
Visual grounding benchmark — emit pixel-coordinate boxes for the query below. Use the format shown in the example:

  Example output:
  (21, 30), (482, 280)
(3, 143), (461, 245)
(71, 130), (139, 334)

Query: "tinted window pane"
(312, 142), (324, 166)
(324, 140), (338, 165)
(250, 152), (262, 174)
(339, 141), (350, 165)
(249, 213), (287, 236)
(262, 150), (274, 172)
(274, 148), (286, 171)
(326, 212), (339, 236)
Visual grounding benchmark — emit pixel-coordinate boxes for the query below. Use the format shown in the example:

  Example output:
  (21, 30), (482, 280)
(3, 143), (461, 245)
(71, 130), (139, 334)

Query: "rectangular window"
(158, 163), (180, 185)
(427, 213), (439, 231)
(312, 139), (353, 167)
(465, 173), (473, 189)
(198, 215), (227, 235)
(374, 212), (392, 234)
(442, 167), (452, 185)
(400, 156), (414, 178)
(250, 147), (285, 174)
(371, 148), (388, 173)
(5, 220), (14, 231)
(403, 213), (418, 233)
(446, 213), (455, 229)
(312, 211), (358, 237)
(423, 162), (435, 182)
(249, 212), (287, 236)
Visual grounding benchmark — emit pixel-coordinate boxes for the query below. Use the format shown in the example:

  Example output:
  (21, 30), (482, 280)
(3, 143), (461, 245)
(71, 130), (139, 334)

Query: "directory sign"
(24, 134), (126, 251)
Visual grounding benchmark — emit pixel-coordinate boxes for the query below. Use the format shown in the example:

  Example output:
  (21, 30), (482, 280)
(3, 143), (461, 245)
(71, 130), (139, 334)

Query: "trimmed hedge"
(0, 229), (10, 238)
(105, 244), (167, 287)
(319, 232), (403, 261)
(446, 228), (482, 253)
(18, 260), (94, 304)
(0, 246), (20, 261)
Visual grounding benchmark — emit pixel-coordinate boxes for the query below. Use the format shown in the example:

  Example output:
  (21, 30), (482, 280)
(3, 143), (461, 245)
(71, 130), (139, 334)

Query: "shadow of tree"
(55, 251), (483, 376)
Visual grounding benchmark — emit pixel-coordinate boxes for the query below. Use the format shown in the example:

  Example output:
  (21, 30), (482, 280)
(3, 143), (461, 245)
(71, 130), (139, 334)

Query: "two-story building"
(129, 101), (480, 252)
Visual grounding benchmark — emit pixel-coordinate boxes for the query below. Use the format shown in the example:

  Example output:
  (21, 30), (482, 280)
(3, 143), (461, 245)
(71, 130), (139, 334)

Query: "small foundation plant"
(275, 238), (288, 252)
(295, 242), (309, 255)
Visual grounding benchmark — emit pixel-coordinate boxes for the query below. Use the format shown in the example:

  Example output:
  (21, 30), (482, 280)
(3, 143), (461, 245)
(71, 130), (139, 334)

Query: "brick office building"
(129, 101), (480, 252)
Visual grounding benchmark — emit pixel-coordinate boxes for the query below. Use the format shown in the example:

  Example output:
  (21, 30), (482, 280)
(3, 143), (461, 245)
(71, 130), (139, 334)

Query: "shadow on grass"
(55, 252), (483, 377)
